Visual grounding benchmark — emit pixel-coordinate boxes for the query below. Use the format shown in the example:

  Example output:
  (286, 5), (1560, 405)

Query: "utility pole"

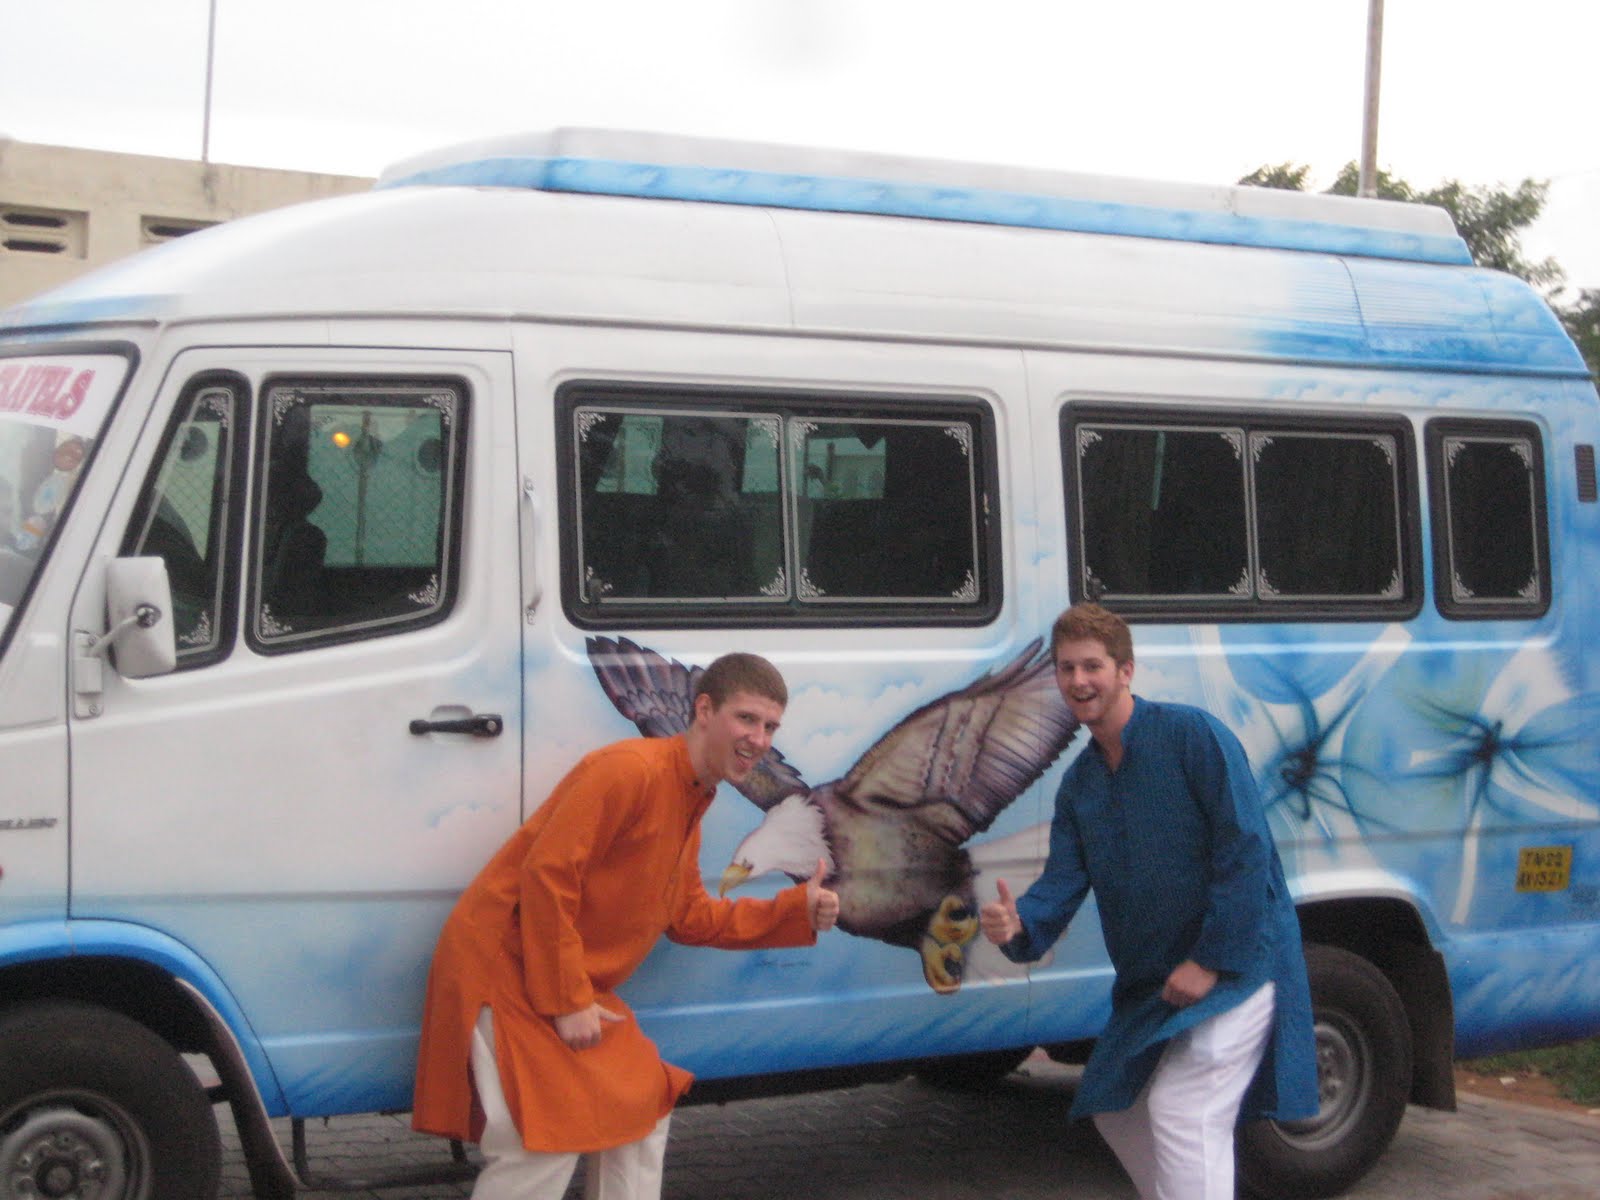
(1358, 0), (1384, 197)
(202, 0), (218, 164)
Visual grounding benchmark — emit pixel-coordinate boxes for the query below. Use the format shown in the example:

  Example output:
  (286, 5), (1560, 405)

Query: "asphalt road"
(216, 1056), (1600, 1199)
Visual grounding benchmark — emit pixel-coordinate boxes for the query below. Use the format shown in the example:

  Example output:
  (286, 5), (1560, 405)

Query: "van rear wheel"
(1238, 943), (1411, 1199)
(0, 1000), (221, 1200)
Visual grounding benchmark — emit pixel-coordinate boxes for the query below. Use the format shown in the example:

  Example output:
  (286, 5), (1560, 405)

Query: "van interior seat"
(262, 472), (327, 615)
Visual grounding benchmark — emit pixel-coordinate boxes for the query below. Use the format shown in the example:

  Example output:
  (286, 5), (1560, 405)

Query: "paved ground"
(217, 1057), (1600, 1199)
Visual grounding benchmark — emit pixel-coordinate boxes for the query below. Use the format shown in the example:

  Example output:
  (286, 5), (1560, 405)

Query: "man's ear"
(692, 692), (714, 725)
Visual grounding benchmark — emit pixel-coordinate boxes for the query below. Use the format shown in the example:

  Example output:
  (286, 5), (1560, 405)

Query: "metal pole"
(1358, 0), (1384, 197)
(202, 0), (217, 163)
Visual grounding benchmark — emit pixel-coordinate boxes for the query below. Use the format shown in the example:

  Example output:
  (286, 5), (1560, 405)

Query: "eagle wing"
(833, 639), (1080, 845)
(585, 636), (809, 810)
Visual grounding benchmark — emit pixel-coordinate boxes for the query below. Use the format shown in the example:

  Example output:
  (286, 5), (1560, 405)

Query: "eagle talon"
(920, 936), (966, 994)
(919, 893), (982, 994)
(929, 894), (980, 949)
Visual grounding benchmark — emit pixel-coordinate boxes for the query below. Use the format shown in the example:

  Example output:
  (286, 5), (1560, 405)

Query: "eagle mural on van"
(587, 636), (1080, 992)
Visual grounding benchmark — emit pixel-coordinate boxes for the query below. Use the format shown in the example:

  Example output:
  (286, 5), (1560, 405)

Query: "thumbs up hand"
(806, 858), (839, 933)
(980, 878), (1022, 946)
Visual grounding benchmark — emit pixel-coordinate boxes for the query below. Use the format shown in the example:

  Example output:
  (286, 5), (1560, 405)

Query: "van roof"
(1, 130), (1586, 379)
(378, 128), (1471, 267)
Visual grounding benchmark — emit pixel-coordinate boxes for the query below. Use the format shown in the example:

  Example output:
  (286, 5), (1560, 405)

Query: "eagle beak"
(719, 861), (753, 897)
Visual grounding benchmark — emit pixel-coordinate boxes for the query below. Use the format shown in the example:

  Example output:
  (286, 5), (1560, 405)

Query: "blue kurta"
(1004, 696), (1319, 1121)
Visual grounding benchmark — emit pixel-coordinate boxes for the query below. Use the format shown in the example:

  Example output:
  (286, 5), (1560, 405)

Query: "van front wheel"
(0, 1000), (221, 1200)
(1237, 943), (1412, 1199)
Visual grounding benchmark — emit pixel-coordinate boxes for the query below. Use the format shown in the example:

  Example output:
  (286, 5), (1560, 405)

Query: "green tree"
(1240, 162), (1597, 379)
(1236, 163), (1311, 192)
(1562, 289), (1600, 378)
(1323, 163), (1563, 289)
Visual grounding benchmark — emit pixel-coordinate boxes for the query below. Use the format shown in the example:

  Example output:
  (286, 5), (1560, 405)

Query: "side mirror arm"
(82, 603), (164, 658)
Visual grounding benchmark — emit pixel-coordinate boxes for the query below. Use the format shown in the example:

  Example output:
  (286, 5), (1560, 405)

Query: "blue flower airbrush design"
(1344, 641), (1600, 923)
(1187, 626), (1413, 852)
(1254, 686), (1392, 843)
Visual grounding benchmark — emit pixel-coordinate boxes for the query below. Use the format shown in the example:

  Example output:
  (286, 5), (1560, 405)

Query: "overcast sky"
(5, 0), (1597, 291)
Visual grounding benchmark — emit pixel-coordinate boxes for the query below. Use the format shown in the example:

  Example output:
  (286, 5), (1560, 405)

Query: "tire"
(0, 1000), (222, 1200)
(913, 1045), (1033, 1091)
(1238, 943), (1412, 1199)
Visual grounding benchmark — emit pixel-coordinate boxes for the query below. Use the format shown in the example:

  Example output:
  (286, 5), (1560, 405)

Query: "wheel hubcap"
(0, 1099), (141, 1199)
(1275, 1012), (1371, 1150)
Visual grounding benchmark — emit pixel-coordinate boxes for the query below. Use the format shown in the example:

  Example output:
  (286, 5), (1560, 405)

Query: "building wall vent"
(1, 204), (88, 257)
(141, 215), (218, 245)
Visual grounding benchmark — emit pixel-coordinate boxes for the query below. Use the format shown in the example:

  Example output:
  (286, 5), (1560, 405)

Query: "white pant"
(1093, 982), (1276, 1200)
(469, 1008), (671, 1200)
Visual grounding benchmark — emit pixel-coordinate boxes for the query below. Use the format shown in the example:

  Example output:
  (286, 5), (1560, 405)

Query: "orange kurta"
(412, 735), (815, 1153)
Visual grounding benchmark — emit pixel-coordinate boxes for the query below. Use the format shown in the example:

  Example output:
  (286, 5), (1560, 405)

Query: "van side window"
(1073, 424), (1249, 599)
(1065, 405), (1417, 620)
(579, 409), (785, 603)
(796, 418), (980, 603)
(560, 385), (994, 626)
(1251, 430), (1403, 600)
(249, 378), (466, 652)
(1426, 419), (1550, 619)
(123, 375), (247, 668)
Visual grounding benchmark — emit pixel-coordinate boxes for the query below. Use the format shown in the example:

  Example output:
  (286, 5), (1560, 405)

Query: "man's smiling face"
(693, 689), (784, 789)
(1053, 636), (1134, 734)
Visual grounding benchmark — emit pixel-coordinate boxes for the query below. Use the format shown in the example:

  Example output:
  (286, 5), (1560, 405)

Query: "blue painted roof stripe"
(377, 154), (1476, 267)
(0, 293), (163, 334)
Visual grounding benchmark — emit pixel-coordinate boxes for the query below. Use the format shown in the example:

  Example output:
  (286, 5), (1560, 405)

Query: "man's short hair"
(1051, 603), (1134, 666)
(695, 652), (788, 709)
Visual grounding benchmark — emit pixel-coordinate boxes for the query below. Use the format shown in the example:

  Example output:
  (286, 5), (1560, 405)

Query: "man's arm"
(984, 778), (1091, 963)
(667, 834), (827, 948)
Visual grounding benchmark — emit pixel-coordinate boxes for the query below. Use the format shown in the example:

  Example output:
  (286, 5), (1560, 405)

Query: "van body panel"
(5, 187), (1582, 379)
(1447, 922), (1600, 1056)
(1025, 344), (1600, 1043)
(0, 720), (67, 921)
(0, 133), (1596, 1191)
(378, 128), (1469, 263)
(55, 918), (292, 1112)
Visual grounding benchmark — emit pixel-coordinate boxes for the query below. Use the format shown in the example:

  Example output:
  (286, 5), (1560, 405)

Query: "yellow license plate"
(1515, 845), (1572, 893)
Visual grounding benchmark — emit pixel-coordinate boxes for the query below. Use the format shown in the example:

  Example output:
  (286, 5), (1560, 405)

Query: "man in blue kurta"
(981, 604), (1318, 1200)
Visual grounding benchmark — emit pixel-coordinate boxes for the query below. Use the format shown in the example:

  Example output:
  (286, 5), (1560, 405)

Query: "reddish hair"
(1050, 603), (1133, 666)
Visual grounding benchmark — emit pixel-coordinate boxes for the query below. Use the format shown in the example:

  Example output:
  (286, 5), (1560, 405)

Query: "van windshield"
(0, 353), (129, 640)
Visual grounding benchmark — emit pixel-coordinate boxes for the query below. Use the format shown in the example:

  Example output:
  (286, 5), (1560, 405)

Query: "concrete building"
(0, 140), (372, 308)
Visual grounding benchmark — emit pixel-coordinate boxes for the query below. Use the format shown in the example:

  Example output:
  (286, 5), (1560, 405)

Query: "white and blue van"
(2, 129), (1597, 1199)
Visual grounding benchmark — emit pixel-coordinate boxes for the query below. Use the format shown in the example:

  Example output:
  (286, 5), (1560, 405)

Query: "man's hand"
(980, 878), (1022, 946)
(806, 857), (839, 933)
(553, 1002), (625, 1050)
(1162, 960), (1218, 1008)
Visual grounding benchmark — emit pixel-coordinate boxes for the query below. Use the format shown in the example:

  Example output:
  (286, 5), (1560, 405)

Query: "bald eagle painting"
(587, 637), (1080, 994)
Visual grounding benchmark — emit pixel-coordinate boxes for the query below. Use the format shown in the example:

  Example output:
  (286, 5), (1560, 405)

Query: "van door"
(65, 345), (523, 1117)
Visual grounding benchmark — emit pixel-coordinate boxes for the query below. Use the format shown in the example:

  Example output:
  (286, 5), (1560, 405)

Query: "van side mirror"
(104, 557), (177, 678)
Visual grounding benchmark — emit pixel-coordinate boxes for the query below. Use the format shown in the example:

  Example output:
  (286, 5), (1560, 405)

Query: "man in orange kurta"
(413, 652), (837, 1199)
